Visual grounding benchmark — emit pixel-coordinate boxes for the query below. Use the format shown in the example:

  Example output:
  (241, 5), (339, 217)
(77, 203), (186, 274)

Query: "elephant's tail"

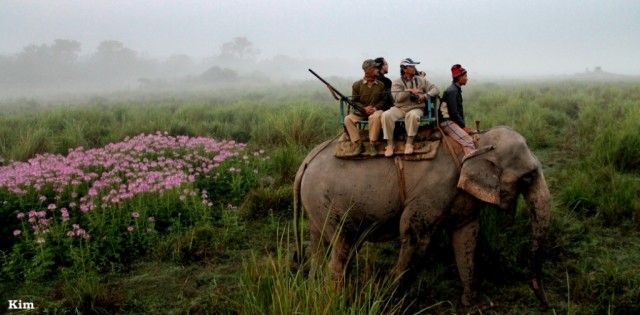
(293, 161), (307, 265)
(292, 137), (338, 265)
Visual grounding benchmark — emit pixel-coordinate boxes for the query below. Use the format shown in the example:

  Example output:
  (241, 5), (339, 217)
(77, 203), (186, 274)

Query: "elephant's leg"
(393, 234), (433, 286)
(328, 236), (352, 285)
(392, 237), (415, 282)
(393, 221), (437, 286)
(308, 225), (329, 278)
(451, 219), (491, 308)
(393, 203), (444, 282)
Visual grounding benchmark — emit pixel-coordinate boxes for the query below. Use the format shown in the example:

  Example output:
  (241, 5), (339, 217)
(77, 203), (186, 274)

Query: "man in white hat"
(381, 58), (439, 157)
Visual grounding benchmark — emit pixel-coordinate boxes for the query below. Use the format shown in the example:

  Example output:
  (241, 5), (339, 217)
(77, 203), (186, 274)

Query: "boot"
(346, 142), (364, 157)
(368, 143), (378, 157)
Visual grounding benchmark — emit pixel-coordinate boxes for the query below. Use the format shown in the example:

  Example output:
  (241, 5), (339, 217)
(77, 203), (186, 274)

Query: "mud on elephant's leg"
(328, 237), (352, 286)
(451, 219), (493, 309)
(308, 227), (328, 278)
(392, 232), (435, 291)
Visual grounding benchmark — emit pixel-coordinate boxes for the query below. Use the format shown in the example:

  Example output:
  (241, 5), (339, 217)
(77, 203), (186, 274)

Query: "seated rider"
(374, 57), (393, 111)
(343, 59), (389, 157)
(381, 58), (440, 157)
(439, 64), (476, 157)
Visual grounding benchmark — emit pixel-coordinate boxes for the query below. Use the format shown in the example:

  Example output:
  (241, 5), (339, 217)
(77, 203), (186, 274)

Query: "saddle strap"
(394, 156), (407, 207)
(439, 128), (462, 171)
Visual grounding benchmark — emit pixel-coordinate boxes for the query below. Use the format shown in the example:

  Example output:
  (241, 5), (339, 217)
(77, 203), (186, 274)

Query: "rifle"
(308, 69), (367, 116)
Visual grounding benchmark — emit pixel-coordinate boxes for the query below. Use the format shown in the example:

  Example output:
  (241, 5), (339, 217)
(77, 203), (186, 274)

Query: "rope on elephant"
(438, 125), (463, 171)
(393, 156), (407, 207)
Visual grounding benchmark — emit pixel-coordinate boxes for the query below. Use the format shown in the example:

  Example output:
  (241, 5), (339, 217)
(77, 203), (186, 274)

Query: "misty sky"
(2, 0), (639, 77)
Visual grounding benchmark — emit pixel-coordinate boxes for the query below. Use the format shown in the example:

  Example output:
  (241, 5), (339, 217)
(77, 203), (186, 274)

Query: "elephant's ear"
(458, 157), (500, 205)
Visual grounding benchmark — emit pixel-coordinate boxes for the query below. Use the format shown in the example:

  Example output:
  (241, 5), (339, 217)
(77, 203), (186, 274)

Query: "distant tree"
(90, 40), (147, 81)
(51, 39), (82, 64)
(160, 54), (196, 77)
(200, 66), (238, 82)
(17, 44), (50, 63)
(209, 37), (260, 74)
(11, 44), (54, 84)
(93, 40), (137, 63)
(0, 55), (13, 86)
(220, 37), (260, 61)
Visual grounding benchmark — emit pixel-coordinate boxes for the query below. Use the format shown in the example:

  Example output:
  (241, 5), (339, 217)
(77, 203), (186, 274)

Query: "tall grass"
(237, 225), (454, 315)
(1, 80), (640, 314)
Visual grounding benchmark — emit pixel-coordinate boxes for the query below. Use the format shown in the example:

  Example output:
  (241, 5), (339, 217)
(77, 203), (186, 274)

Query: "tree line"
(0, 37), (351, 98)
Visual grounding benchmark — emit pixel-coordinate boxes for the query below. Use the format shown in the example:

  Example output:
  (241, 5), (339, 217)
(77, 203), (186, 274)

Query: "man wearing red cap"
(439, 64), (476, 157)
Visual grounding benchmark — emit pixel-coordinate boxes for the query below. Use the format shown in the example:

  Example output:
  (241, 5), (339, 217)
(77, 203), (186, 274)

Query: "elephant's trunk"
(523, 170), (551, 312)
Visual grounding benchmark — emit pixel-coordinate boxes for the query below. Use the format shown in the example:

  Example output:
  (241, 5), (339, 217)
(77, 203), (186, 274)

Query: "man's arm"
(391, 79), (410, 103)
(352, 81), (364, 108)
(423, 78), (440, 97)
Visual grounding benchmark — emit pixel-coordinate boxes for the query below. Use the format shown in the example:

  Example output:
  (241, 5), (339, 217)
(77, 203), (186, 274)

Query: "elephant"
(293, 126), (550, 311)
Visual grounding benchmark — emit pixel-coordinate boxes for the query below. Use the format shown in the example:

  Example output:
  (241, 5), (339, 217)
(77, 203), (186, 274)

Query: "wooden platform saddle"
(335, 129), (443, 161)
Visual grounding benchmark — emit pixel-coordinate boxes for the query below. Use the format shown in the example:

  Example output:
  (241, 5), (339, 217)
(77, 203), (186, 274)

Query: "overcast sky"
(2, 0), (639, 77)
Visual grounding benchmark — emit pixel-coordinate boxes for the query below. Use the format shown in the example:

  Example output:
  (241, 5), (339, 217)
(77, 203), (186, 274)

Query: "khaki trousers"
(381, 107), (423, 140)
(344, 110), (383, 143)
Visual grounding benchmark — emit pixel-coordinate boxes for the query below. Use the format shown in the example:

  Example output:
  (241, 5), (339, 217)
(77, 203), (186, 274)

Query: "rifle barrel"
(308, 68), (368, 116)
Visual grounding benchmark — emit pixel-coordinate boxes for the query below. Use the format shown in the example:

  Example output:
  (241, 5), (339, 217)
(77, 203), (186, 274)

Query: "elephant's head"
(457, 127), (550, 312)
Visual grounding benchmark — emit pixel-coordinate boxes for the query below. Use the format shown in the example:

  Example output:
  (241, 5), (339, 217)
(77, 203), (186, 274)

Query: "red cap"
(451, 64), (467, 78)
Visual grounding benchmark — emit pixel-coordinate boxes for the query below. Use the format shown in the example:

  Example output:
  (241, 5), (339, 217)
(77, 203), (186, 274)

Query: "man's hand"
(365, 105), (375, 115)
(463, 126), (474, 134)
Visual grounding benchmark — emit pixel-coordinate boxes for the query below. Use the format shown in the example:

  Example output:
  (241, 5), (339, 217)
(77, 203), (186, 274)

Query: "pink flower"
(61, 208), (70, 221)
(131, 211), (140, 218)
(127, 226), (134, 232)
(36, 238), (45, 244)
(16, 212), (24, 219)
(148, 216), (155, 222)
(13, 230), (21, 236)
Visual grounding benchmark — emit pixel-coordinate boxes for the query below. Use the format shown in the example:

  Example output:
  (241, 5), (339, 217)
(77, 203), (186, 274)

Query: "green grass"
(1, 80), (640, 314)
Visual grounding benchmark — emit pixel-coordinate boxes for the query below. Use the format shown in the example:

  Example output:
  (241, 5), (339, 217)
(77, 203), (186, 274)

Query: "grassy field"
(1, 79), (639, 314)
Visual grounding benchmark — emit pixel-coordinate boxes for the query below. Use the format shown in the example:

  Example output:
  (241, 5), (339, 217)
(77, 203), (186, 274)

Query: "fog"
(1, 0), (639, 98)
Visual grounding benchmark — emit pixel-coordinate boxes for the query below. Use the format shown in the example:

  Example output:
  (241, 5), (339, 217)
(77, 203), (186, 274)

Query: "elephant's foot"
(530, 278), (549, 312)
(460, 293), (496, 315)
